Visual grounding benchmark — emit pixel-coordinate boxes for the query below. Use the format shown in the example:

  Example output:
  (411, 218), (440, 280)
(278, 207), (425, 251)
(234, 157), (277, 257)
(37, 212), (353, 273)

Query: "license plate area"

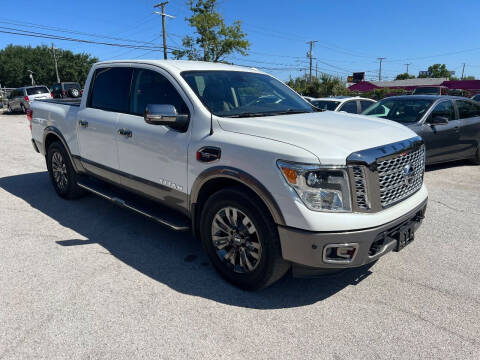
(394, 223), (415, 252)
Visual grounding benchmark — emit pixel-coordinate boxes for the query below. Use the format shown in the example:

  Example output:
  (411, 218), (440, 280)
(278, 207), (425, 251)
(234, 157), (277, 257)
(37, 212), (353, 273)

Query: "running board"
(77, 179), (190, 231)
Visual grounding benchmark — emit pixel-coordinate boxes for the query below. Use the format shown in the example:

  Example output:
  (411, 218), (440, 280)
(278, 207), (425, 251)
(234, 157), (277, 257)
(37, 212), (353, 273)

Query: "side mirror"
(429, 116), (449, 126)
(144, 104), (189, 131)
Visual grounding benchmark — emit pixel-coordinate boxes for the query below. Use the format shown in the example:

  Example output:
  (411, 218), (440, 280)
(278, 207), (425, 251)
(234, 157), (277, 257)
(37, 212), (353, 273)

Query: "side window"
(130, 68), (188, 116)
(428, 101), (455, 121)
(339, 101), (358, 113)
(456, 100), (480, 119)
(89, 67), (133, 113)
(360, 100), (374, 112)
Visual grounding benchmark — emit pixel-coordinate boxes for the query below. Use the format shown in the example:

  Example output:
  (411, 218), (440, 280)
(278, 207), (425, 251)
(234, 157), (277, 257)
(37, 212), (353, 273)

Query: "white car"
(29, 60), (428, 290)
(310, 96), (376, 114)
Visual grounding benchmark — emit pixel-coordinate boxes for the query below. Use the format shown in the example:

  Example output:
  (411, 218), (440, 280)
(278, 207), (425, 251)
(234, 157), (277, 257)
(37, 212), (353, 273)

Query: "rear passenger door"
(77, 66), (133, 182)
(116, 66), (191, 212)
(455, 100), (480, 159)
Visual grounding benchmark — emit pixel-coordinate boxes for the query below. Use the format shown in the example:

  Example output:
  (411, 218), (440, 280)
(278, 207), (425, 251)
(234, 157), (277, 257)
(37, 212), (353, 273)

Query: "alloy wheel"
(52, 151), (68, 191)
(211, 207), (262, 273)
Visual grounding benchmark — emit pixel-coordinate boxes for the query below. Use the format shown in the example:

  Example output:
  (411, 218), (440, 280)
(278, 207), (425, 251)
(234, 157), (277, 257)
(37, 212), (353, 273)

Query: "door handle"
(117, 128), (132, 137)
(78, 120), (88, 128)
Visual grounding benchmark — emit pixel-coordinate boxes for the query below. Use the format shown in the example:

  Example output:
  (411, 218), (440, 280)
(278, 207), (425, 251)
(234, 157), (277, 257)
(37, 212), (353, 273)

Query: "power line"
(0, 27), (181, 52)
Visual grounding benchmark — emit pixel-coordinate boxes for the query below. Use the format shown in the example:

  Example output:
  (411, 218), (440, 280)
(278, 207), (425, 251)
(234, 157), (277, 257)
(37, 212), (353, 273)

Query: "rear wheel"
(20, 104), (26, 114)
(200, 187), (290, 290)
(46, 141), (85, 199)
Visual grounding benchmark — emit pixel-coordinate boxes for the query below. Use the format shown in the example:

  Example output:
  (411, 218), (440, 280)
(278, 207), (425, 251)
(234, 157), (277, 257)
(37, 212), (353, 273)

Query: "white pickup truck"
(29, 60), (428, 290)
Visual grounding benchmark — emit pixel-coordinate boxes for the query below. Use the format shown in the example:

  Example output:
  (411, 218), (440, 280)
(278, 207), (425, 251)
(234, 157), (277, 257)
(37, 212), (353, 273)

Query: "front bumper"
(278, 198), (427, 269)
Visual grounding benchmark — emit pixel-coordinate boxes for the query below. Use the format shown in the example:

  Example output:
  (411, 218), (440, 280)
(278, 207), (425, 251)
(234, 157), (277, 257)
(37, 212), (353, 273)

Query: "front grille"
(377, 145), (425, 207)
(352, 166), (369, 210)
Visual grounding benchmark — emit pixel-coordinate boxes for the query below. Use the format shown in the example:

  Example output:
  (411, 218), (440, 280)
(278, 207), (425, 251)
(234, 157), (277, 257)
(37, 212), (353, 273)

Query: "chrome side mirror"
(144, 104), (189, 131)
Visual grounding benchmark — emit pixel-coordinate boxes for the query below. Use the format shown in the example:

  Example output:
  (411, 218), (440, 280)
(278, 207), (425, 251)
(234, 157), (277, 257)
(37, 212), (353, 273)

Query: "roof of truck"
(95, 60), (262, 73)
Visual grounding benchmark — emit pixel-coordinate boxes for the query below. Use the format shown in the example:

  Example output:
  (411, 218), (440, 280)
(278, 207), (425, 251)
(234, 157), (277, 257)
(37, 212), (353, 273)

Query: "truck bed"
(37, 98), (82, 106)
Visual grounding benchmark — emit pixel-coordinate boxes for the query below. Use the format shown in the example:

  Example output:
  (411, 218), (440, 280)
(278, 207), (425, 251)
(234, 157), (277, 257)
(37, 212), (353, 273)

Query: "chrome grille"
(377, 145), (425, 207)
(352, 166), (369, 210)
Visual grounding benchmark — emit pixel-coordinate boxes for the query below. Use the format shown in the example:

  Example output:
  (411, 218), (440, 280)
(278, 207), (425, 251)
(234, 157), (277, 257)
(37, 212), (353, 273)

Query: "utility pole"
(377, 57), (386, 81)
(306, 40), (317, 83)
(153, 2), (175, 60)
(51, 43), (60, 83)
(315, 62), (318, 78)
(461, 63), (466, 80)
(404, 63), (411, 75)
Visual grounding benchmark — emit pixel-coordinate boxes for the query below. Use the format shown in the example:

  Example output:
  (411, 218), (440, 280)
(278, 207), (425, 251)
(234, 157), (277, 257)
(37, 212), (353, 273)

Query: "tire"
(68, 88), (80, 98)
(6, 105), (12, 113)
(200, 187), (290, 290)
(20, 104), (26, 114)
(46, 141), (85, 199)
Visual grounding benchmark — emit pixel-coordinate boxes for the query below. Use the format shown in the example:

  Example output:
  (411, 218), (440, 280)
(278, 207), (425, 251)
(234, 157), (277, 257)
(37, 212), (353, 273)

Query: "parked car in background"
(362, 95), (480, 165)
(309, 96), (376, 114)
(30, 60), (428, 290)
(471, 94), (480, 102)
(412, 86), (449, 96)
(7, 86), (52, 113)
(51, 82), (83, 99)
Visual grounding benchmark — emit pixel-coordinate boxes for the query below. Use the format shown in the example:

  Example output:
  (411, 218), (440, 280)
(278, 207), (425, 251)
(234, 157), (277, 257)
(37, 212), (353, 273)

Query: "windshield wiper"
(225, 112), (278, 118)
(268, 109), (311, 115)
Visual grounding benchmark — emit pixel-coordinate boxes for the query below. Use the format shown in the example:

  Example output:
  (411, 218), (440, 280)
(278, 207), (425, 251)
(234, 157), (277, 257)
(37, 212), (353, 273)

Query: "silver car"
(7, 86), (52, 113)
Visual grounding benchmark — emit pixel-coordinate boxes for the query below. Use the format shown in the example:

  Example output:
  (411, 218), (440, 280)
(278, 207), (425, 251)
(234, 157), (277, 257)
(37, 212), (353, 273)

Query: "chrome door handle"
(117, 128), (132, 137)
(78, 120), (88, 128)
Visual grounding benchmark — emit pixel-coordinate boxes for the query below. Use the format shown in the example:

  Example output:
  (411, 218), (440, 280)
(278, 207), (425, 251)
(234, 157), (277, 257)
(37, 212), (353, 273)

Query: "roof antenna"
(209, 112), (214, 135)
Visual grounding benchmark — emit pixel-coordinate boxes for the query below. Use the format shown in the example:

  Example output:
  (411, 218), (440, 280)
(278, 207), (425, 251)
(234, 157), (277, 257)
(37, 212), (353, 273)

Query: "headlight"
(277, 160), (352, 212)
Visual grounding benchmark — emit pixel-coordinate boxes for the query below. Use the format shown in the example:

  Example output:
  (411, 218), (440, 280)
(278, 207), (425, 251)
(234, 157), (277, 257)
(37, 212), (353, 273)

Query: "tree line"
(0, 44), (98, 88)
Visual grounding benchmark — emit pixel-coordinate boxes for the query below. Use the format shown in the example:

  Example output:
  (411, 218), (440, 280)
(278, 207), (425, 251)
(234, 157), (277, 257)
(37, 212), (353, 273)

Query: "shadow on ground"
(426, 159), (473, 172)
(0, 171), (374, 309)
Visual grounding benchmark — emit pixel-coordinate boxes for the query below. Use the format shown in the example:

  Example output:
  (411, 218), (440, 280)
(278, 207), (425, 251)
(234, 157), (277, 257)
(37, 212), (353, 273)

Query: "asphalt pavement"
(0, 112), (479, 359)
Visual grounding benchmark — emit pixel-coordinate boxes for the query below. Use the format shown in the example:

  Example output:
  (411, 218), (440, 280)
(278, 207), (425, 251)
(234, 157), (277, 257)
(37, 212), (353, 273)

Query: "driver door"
(116, 66), (191, 212)
(416, 100), (460, 164)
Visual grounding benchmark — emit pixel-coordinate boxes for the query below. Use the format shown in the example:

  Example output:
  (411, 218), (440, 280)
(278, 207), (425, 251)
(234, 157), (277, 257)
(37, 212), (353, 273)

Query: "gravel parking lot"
(0, 112), (479, 359)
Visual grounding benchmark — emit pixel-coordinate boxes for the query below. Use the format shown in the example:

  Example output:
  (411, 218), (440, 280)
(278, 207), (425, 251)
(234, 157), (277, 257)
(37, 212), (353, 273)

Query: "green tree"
(395, 72), (415, 80)
(0, 44), (97, 88)
(172, 0), (249, 62)
(418, 64), (452, 78)
(286, 74), (349, 98)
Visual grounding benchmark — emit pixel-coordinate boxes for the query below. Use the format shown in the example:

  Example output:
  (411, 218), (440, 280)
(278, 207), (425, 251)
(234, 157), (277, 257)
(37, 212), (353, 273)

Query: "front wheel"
(200, 187), (290, 290)
(46, 141), (85, 199)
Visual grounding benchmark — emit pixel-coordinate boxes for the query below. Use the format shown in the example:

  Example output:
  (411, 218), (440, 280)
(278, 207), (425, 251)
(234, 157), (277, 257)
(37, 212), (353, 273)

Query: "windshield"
(413, 87), (440, 95)
(311, 100), (340, 111)
(26, 86), (49, 95)
(362, 98), (434, 123)
(181, 71), (313, 117)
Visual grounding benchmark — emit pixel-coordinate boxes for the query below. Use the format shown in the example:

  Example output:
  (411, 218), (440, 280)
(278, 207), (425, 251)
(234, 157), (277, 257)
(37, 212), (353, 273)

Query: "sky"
(1, 0), (480, 81)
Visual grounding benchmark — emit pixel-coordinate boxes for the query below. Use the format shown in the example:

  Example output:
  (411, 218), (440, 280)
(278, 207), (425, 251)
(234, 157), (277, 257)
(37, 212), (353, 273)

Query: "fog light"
(323, 243), (359, 264)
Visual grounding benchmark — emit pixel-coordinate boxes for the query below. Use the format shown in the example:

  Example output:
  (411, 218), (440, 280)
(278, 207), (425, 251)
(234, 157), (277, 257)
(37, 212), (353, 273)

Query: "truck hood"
(217, 111), (418, 164)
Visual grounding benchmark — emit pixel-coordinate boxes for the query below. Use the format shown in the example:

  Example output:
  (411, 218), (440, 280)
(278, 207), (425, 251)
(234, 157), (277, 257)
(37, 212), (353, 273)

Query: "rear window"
(64, 83), (81, 91)
(89, 67), (133, 113)
(26, 86), (49, 95)
(413, 87), (441, 95)
(311, 100), (340, 111)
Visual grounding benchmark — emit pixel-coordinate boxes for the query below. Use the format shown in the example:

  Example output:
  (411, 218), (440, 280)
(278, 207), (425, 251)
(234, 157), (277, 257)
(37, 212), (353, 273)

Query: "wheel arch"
(190, 166), (286, 238)
(43, 127), (80, 173)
